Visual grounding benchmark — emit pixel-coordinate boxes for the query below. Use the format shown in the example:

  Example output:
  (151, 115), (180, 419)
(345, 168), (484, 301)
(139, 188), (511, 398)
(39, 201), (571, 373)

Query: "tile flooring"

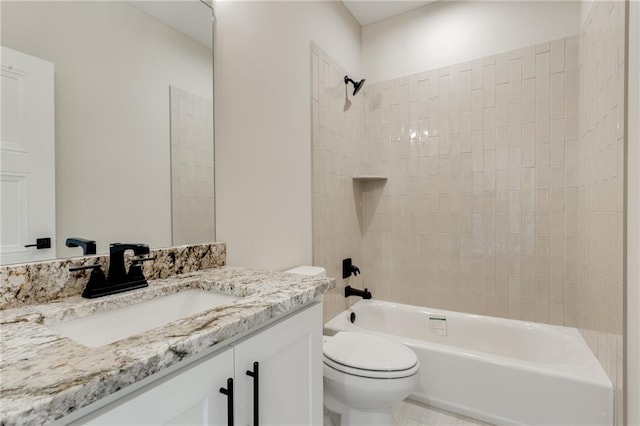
(324, 399), (491, 426)
(392, 400), (491, 425)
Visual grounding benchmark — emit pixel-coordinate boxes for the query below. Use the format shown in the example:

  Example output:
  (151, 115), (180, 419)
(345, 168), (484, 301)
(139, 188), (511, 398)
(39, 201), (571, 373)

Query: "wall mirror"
(0, 0), (214, 265)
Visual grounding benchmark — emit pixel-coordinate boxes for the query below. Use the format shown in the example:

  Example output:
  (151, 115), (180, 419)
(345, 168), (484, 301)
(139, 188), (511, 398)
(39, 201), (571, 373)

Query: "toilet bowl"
(284, 266), (419, 425)
(322, 331), (419, 426)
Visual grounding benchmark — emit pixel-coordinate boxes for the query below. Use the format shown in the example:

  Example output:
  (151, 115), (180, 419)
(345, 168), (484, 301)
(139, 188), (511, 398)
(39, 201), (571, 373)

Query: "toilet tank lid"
(285, 266), (326, 278)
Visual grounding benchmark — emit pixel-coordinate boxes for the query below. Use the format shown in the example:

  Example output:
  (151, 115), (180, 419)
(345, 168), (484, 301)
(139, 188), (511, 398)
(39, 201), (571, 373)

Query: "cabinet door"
(80, 348), (234, 425)
(234, 303), (322, 426)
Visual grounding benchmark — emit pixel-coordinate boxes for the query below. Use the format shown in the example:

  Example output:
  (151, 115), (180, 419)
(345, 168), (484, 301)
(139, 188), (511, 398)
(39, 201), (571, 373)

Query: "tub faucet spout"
(345, 285), (372, 299)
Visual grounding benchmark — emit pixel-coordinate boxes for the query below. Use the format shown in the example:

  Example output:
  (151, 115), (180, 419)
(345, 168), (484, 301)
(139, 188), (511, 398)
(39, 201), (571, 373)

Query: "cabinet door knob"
(246, 362), (259, 426)
(219, 377), (234, 426)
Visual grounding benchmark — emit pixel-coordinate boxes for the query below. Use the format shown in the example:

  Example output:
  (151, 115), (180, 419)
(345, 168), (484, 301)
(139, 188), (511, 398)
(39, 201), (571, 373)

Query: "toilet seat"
(323, 331), (418, 379)
(323, 355), (419, 379)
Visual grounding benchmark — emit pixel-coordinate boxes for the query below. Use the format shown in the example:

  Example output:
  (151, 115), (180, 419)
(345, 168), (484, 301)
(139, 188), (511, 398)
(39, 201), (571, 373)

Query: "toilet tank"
(285, 266), (326, 278)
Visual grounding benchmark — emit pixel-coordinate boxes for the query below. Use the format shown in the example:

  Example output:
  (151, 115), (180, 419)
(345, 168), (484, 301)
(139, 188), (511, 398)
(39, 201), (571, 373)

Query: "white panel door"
(234, 303), (323, 426)
(0, 46), (55, 265)
(79, 348), (234, 425)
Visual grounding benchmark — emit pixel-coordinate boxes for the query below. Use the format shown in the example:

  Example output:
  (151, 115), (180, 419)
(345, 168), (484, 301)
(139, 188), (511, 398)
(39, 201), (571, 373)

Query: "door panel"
(1, 46), (55, 265)
(80, 348), (234, 425)
(0, 173), (26, 253)
(234, 303), (323, 426)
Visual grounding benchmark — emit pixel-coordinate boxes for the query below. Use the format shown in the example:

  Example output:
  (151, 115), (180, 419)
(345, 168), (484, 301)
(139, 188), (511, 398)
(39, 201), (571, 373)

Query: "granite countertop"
(0, 266), (334, 426)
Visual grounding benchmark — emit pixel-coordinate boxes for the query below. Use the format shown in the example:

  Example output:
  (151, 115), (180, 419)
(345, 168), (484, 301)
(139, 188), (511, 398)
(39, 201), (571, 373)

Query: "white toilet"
(323, 331), (419, 425)
(285, 266), (420, 426)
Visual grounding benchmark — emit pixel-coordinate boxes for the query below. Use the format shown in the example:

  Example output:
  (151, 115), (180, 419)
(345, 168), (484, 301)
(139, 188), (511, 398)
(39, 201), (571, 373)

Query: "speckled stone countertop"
(0, 266), (334, 426)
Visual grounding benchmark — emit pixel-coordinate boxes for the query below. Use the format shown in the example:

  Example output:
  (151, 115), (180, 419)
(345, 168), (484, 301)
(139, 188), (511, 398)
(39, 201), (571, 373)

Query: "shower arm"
(344, 75), (366, 96)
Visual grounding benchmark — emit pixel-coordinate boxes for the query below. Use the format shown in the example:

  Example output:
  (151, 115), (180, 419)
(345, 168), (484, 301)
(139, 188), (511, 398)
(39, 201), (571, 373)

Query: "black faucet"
(65, 237), (97, 255)
(70, 243), (155, 298)
(107, 243), (153, 287)
(345, 285), (372, 299)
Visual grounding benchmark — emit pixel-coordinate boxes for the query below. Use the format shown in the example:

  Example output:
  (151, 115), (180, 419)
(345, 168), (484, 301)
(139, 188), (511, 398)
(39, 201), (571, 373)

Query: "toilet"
(323, 331), (419, 425)
(285, 266), (419, 426)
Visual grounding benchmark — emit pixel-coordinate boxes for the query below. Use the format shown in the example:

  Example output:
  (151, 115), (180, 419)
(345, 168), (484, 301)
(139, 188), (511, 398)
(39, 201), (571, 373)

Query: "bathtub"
(324, 300), (613, 425)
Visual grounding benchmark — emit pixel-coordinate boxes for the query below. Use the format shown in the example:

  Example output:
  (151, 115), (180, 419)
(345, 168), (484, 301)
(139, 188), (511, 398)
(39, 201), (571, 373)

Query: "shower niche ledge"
(352, 175), (387, 182)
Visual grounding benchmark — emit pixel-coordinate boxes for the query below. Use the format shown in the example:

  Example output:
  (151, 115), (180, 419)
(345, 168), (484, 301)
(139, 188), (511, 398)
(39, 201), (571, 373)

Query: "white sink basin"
(47, 290), (238, 347)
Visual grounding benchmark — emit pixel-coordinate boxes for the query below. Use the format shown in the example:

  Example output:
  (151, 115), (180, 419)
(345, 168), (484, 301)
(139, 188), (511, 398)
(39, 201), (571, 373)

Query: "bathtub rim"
(324, 299), (613, 389)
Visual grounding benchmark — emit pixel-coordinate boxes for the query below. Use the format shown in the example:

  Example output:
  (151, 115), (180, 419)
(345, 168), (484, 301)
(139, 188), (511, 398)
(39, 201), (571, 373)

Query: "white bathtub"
(324, 300), (613, 425)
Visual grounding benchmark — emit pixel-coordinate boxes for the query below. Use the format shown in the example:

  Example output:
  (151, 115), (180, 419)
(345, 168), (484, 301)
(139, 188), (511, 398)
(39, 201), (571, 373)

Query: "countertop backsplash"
(0, 242), (226, 310)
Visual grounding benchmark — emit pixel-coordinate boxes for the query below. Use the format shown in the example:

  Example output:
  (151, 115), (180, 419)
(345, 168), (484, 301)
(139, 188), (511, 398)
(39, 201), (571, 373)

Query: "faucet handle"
(69, 264), (108, 298)
(126, 255), (155, 284)
(130, 255), (156, 264)
(69, 263), (102, 272)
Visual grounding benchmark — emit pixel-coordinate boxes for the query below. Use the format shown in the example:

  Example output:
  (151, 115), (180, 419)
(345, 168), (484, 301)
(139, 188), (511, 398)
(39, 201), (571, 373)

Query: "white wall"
(214, 1), (361, 269)
(1, 1), (212, 257)
(363, 1), (580, 83)
(627, 1), (640, 424)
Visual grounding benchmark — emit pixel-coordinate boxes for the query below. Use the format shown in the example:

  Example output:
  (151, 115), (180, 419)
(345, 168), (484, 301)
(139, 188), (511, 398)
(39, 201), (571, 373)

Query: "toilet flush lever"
(342, 258), (361, 279)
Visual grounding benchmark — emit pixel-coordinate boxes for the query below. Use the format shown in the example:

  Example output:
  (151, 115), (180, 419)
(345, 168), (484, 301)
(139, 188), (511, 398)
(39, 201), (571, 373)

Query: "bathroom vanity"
(70, 302), (322, 426)
(0, 244), (333, 426)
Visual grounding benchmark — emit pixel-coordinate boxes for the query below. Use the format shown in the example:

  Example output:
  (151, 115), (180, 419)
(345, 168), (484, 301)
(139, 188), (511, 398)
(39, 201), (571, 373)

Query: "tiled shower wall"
(577, 2), (625, 424)
(311, 43), (364, 322)
(312, 12), (626, 424)
(361, 36), (580, 324)
(169, 86), (215, 246)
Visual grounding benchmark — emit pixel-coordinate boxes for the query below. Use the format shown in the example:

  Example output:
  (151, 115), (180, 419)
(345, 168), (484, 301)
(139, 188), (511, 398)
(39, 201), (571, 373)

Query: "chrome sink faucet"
(70, 243), (156, 298)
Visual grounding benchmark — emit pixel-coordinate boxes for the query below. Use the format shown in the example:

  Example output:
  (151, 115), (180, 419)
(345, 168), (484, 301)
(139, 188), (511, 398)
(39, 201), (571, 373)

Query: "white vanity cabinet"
(82, 348), (234, 425)
(234, 302), (323, 426)
(73, 303), (322, 426)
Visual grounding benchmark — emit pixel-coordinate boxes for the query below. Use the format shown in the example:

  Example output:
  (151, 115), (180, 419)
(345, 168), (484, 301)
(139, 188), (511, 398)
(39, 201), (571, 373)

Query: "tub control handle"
(246, 362), (259, 426)
(342, 258), (361, 279)
(219, 378), (234, 426)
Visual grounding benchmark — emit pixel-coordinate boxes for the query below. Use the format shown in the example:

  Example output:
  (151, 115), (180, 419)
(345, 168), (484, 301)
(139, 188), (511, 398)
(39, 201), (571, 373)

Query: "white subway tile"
(496, 127), (509, 170)
(535, 52), (550, 98)
(523, 46), (536, 80)
(536, 97), (550, 144)
(522, 78), (536, 124)
(472, 89), (484, 130)
(496, 84), (509, 127)
(496, 53), (509, 84)
(472, 58), (484, 89)
(509, 58), (522, 103)
(509, 48), (522, 60)
(550, 119), (566, 166)
(472, 130), (484, 172)
(550, 73), (566, 119)
(509, 278), (522, 318)
(484, 64), (496, 107)
(550, 38), (565, 74)
(535, 42), (550, 54)
(535, 144), (550, 189)
(484, 107), (496, 150)
(522, 123), (536, 167)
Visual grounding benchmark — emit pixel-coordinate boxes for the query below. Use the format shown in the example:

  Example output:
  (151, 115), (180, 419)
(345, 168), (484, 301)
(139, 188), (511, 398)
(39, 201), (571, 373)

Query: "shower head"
(344, 75), (366, 96)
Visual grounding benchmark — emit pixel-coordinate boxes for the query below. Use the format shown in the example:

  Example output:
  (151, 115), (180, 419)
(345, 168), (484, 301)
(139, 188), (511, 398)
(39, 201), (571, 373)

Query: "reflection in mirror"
(0, 1), (214, 265)
(169, 86), (215, 245)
